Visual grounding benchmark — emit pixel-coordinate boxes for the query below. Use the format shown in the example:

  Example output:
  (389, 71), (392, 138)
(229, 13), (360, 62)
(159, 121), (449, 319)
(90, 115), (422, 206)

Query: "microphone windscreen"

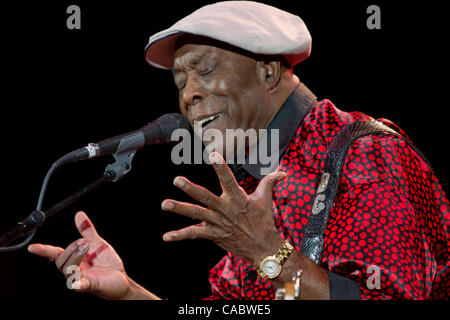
(144, 113), (190, 144)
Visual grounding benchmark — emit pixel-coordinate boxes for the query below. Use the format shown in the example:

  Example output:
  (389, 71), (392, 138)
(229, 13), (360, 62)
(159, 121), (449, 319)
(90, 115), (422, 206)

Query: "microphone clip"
(104, 131), (145, 182)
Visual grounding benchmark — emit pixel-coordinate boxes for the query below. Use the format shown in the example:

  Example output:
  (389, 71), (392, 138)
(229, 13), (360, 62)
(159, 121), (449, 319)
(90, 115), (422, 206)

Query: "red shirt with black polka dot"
(205, 96), (449, 300)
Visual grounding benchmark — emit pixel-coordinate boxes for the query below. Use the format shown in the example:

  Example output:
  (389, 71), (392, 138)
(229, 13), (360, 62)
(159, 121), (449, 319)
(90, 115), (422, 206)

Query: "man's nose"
(182, 74), (205, 107)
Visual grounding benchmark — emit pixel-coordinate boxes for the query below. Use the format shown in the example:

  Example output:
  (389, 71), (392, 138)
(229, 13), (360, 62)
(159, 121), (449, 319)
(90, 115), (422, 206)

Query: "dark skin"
(27, 39), (330, 300)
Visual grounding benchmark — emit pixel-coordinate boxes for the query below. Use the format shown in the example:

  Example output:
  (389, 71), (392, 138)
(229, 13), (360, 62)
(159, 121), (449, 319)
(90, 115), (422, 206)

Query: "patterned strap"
(300, 120), (404, 264)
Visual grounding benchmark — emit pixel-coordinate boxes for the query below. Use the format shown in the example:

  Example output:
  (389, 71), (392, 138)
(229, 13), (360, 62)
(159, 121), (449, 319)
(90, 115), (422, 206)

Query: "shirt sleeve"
(203, 252), (278, 300)
(322, 133), (449, 299)
(203, 253), (242, 300)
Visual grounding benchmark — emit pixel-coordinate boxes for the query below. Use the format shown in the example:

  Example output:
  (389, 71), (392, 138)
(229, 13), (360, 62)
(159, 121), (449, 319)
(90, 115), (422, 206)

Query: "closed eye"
(174, 77), (187, 91)
(175, 67), (215, 91)
(199, 68), (214, 77)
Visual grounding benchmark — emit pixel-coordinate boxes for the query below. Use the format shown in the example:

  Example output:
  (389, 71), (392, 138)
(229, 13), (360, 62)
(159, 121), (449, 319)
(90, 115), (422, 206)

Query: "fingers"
(251, 171), (287, 200)
(173, 176), (222, 210)
(161, 200), (217, 223)
(75, 211), (100, 241)
(29, 239), (89, 277)
(29, 242), (96, 294)
(55, 239), (90, 273)
(28, 243), (64, 261)
(209, 152), (246, 201)
(163, 222), (210, 242)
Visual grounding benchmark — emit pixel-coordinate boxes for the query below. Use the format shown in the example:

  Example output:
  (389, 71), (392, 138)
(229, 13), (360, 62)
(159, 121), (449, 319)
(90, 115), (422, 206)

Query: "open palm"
(28, 211), (131, 299)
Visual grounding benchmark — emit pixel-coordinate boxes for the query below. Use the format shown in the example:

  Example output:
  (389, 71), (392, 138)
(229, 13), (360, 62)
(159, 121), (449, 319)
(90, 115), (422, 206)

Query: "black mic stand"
(0, 138), (140, 252)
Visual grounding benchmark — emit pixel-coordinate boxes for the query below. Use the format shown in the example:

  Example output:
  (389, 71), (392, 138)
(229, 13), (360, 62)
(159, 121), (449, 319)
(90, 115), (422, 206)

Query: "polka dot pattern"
(205, 100), (449, 300)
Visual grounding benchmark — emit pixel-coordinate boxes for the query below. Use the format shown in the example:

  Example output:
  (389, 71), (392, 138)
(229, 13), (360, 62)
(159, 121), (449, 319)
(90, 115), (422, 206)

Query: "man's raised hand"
(161, 152), (287, 266)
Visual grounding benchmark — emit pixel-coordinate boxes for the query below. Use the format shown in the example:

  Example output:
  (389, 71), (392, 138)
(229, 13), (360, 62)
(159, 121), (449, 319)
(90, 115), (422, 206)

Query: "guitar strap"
(299, 120), (431, 264)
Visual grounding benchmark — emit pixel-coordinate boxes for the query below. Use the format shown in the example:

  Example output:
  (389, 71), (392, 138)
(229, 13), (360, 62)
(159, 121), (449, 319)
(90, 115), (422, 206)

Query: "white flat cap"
(144, 1), (311, 69)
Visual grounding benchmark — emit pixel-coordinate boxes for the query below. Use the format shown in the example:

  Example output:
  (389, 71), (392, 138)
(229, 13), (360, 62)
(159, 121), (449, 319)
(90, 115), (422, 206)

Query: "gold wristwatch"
(257, 241), (294, 280)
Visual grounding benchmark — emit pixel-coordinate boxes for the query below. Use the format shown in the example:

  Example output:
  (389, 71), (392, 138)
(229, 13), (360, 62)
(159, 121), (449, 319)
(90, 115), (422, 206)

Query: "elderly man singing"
(28, 1), (449, 300)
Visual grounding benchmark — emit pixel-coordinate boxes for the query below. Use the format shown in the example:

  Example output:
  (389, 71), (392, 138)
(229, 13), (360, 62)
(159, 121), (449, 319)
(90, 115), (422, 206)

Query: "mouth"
(195, 113), (222, 130)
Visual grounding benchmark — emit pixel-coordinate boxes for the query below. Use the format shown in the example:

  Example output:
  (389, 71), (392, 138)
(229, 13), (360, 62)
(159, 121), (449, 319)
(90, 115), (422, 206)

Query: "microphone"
(62, 113), (190, 164)
(0, 113), (190, 252)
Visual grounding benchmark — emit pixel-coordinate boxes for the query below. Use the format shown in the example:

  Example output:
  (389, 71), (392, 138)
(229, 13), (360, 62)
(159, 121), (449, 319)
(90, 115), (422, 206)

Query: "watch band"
(277, 241), (294, 265)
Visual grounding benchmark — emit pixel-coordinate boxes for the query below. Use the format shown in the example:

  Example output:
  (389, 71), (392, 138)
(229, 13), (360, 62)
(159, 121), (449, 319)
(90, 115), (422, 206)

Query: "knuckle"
(221, 174), (234, 187)
(188, 230), (197, 240)
(217, 224), (233, 240)
(199, 191), (211, 204)
(192, 207), (201, 219)
(219, 215), (233, 229)
(170, 201), (178, 211)
(237, 200), (250, 214)
(267, 175), (279, 186)
(208, 226), (219, 240)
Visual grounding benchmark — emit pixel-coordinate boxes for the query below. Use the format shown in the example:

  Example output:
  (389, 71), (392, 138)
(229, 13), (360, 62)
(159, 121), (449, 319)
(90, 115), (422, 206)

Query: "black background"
(0, 0), (447, 302)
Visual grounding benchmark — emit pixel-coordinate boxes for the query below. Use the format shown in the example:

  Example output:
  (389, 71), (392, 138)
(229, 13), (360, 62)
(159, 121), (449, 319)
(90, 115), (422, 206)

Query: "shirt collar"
(230, 82), (317, 180)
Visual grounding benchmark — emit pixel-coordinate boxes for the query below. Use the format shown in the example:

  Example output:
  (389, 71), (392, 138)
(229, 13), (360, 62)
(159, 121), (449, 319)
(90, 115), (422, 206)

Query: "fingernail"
(163, 233), (177, 241)
(72, 280), (82, 291)
(162, 200), (174, 210)
(209, 152), (223, 164)
(173, 177), (185, 188)
(209, 152), (216, 164)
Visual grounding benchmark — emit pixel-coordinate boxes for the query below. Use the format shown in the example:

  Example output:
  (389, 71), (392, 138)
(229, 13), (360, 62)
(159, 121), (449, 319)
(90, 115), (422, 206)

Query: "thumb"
(252, 171), (287, 199)
(73, 274), (100, 294)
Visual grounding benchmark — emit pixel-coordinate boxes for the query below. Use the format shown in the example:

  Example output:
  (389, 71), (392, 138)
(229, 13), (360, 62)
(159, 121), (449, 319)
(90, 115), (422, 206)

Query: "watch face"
(261, 258), (281, 278)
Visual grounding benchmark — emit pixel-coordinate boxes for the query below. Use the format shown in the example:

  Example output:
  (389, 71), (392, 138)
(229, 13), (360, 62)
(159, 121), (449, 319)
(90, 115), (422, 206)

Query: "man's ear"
(256, 60), (281, 92)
